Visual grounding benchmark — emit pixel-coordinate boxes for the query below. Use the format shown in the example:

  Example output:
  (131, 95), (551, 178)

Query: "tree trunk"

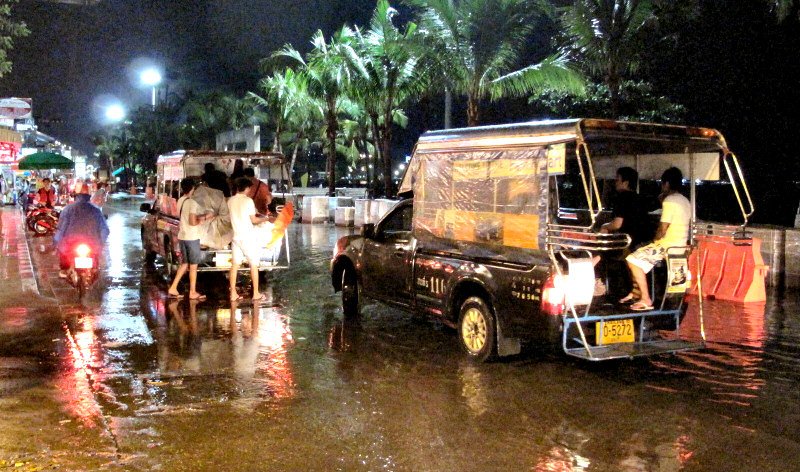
(381, 124), (392, 197)
(326, 106), (338, 197)
(606, 72), (621, 120)
(289, 130), (303, 178)
(467, 94), (480, 127)
(369, 113), (382, 197)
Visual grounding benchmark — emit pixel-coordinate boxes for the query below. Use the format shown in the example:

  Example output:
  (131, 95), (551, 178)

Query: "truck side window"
(380, 205), (413, 241)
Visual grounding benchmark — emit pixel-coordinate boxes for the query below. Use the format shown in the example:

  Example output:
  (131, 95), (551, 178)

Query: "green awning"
(17, 152), (75, 170)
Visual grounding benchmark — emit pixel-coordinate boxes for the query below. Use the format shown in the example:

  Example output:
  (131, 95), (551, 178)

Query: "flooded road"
(23, 196), (800, 471)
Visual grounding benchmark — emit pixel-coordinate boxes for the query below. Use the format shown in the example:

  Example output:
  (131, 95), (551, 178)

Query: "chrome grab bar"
(722, 151), (755, 228)
(546, 224), (631, 252)
(693, 222), (753, 246)
(574, 142), (603, 227)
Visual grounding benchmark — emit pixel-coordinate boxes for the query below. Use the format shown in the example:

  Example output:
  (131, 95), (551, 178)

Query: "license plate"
(596, 319), (635, 345)
(215, 253), (232, 268)
(74, 256), (93, 269)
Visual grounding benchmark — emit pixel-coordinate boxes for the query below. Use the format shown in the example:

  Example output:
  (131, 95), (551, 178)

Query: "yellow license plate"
(596, 319), (635, 345)
(215, 254), (232, 268)
(74, 257), (93, 269)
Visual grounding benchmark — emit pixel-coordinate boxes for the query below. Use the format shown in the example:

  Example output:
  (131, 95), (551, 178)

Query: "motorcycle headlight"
(76, 244), (91, 257)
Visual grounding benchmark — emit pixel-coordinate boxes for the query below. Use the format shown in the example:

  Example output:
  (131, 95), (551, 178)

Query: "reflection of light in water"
(57, 315), (105, 428)
(105, 213), (126, 279)
(656, 299), (768, 405)
(458, 363), (489, 416)
(253, 305), (295, 400)
(533, 446), (590, 472)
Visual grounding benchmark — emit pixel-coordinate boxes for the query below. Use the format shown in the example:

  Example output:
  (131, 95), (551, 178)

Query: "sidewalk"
(0, 205), (39, 298)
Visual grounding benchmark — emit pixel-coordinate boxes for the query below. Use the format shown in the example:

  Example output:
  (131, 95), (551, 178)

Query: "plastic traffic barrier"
(688, 236), (769, 303)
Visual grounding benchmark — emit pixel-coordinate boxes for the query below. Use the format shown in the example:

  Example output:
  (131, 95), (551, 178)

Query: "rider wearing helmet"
(53, 186), (109, 278)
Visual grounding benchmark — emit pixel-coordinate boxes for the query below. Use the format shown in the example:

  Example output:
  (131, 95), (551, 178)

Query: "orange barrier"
(267, 202), (294, 247)
(688, 236), (769, 303)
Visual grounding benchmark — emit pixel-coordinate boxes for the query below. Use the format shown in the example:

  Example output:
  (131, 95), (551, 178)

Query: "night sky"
(1, 0), (800, 224)
(0, 0), (376, 150)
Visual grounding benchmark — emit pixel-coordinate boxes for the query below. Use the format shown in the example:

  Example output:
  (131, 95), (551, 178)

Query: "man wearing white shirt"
(622, 167), (692, 311)
(228, 177), (271, 301)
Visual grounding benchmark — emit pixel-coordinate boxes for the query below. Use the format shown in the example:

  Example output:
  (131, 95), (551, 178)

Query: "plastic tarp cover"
(192, 185), (232, 249)
(412, 148), (548, 258)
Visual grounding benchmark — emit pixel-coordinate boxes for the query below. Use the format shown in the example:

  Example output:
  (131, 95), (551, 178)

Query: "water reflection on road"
(49, 197), (800, 471)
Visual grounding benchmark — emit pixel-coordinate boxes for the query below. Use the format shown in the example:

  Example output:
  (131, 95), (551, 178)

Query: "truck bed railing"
(546, 224), (631, 252)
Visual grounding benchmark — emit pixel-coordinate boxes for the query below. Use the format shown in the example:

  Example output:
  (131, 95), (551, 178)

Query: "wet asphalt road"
(5, 195), (800, 471)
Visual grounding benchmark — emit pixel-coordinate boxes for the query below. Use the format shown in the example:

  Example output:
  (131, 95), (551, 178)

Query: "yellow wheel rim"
(462, 307), (487, 353)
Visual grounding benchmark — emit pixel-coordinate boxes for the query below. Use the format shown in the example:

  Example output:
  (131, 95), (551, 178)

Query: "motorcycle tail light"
(76, 244), (91, 257)
(542, 274), (565, 315)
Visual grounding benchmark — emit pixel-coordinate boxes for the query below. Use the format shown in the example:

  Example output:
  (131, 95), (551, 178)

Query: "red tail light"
(542, 274), (565, 315)
(75, 244), (91, 257)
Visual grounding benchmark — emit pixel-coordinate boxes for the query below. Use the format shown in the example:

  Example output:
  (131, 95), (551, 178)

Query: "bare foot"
(230, 292), (243, 301)
(252, 293), (267, 302)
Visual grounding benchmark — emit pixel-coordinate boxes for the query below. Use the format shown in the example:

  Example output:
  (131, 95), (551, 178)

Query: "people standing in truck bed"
(201, 162), (230, 197)
(243, 167), (273, 217)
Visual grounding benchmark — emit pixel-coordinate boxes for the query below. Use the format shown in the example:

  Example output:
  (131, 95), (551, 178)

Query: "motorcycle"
(26, 204), (59, 236)
(64, 242), (99, 298)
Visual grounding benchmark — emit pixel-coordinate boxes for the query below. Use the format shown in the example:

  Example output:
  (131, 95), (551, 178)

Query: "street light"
(141, 69), (162, 108)
(105, 105), (125, 122)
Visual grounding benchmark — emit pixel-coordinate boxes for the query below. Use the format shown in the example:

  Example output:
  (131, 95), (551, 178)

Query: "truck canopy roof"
(401, 119), (728, 195)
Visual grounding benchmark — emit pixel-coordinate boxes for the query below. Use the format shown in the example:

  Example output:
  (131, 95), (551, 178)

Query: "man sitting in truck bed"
(621, 167), (691, 311)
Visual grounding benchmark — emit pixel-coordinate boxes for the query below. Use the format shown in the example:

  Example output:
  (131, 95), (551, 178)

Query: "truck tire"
(458, 296), (497, 362)
(142, 229), (156, 264)
(341, 265), (360, 318)
(164, 240), (178, 277)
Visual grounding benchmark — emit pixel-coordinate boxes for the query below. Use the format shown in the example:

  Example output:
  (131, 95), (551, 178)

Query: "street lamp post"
(141, 69), (162, 109)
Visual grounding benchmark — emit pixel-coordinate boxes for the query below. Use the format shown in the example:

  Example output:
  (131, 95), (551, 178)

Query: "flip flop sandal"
(189, 294), (207, 300)
(252, 294), (267, 302)
(618, 295), (636, 304)
(230, 295), (244, 302)
(166, 292), (183, 299)
(631, 302), (654, 311)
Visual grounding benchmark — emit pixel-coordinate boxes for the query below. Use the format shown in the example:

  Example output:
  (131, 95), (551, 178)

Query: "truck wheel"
(341, 266), (360, 318)
(142, 230), (156, 264)
(164, 243), (178, 277)
(458, 296), (497, 362)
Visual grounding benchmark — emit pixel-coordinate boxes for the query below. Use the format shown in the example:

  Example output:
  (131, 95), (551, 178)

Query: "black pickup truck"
(330, 119), (729, 362)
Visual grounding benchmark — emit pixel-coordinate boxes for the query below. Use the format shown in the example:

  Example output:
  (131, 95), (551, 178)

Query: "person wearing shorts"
(167, 178), (215, 300)
(228, 177), (272, 302)
(621, 167), (691, 311)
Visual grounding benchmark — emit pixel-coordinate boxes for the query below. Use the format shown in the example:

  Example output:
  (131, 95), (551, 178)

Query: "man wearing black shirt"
(593, 167), (648, 296)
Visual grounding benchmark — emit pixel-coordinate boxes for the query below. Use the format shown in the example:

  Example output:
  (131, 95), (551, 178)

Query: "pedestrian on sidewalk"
(167, 178), (215, 300)
(227, 177), (270, 302)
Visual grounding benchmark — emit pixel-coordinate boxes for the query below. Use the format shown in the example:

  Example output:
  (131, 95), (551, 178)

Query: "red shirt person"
(243, 167), (273, 216)
(36, 178), (57, 208)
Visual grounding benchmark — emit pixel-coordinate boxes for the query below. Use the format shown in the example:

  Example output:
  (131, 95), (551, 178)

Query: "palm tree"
(349, 0), (425, 194)
(560, 0), (657, 119)
(406, 0), (584, 126)
(273, 27), (364, 196)
(250, 68), (323, 178)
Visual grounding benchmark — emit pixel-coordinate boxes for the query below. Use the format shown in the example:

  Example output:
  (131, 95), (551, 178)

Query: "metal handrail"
(722, 151), (755, 228)
(693, 222), (753, 245)
(574, 142), (603, 228)
(546, 225), (631, 252)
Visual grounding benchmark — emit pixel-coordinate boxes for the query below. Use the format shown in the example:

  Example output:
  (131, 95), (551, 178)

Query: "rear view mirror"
(361, 223), (375, 239)
(139, 203), (151, 213)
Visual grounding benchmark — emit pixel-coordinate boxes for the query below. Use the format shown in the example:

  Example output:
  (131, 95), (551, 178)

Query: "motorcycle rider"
(35, 178), (57, 208)
(53, 186), (109, 278)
